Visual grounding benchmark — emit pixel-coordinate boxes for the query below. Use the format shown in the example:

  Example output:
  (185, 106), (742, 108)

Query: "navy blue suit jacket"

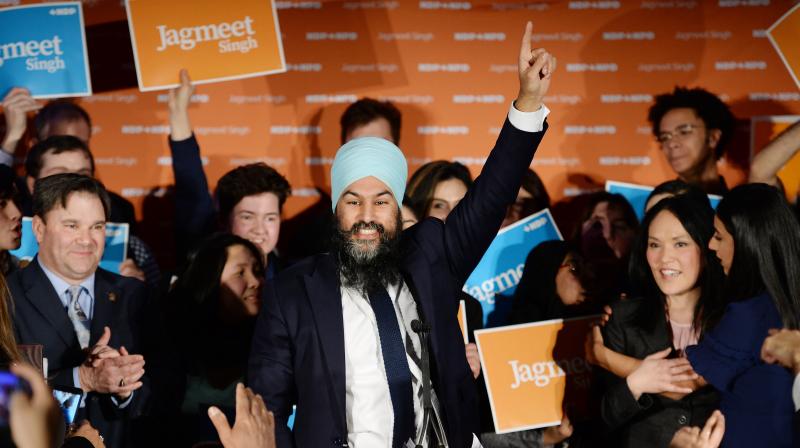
(248, 118), (547, 448)
(10, 258), (150, 448)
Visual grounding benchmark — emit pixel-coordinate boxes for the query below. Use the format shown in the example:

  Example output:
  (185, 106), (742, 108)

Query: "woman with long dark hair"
(405, 160), (473, 222)
(509, 240), (585, 324)
(163, 233), (265, 445)
(594, 194), (725, 447)
(685, 183), (800, 447)
(0, 165), (22, 275)
(0, 273), (20, 369)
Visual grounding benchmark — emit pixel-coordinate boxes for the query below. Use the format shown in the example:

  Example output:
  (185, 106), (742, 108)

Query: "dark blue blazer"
(248, 118), (547, 448)
(169, 135), (216, 262)
(10, 258), (151, 448)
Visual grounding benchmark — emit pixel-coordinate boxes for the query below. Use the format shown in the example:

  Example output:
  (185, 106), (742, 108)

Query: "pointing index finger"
(519, 21), (533, 66)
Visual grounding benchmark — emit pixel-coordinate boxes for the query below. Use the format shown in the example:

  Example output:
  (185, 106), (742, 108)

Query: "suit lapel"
(21, 260), (76, 347)
(302, 255), (346, 427)
(90, 270), (116, 346)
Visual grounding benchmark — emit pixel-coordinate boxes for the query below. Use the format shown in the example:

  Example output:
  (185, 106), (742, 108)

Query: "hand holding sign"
(516, 22), (556, 112)
(168, 69), (194, 141)
(542, 416), (573, 445)
(2, 88), (41, 153)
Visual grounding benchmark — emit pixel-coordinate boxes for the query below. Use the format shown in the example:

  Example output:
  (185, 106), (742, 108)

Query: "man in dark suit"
(249, 23), (555, 448)
(10, 173), (149, 447)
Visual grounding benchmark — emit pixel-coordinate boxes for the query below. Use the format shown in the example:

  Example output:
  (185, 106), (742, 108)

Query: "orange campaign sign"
(768, 3), (800, 90)
(124, 0), (285, 91)
(751, 115), (800, 200)
(475, 316), (596, 434)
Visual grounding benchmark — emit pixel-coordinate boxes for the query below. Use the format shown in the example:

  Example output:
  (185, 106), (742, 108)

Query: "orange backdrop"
(5, 0), (800, 237)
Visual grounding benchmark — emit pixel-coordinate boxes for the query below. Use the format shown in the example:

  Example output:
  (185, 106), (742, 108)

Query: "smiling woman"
(595, 194), (726, 447)
(163, 232), (265, 446)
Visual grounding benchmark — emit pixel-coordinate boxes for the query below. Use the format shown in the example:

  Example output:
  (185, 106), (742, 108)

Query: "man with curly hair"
(647, 87), (736, 195)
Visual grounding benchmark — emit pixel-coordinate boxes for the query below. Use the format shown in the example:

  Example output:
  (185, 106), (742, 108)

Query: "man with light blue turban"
(330, 136), (408, 213)
(250, 22), (556, 448)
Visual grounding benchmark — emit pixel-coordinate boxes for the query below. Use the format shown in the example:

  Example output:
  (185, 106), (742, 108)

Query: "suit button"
(332, 437), (346, 446)
(678, 415), (688, 425)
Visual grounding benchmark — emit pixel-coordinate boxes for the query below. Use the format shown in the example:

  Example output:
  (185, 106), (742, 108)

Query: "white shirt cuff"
(471, 433), (483, 448)
(0, 151), (13, 167)
(111, 391), (134, 409)
(793, 373), (800, 412)
(508, 102), (549, 133)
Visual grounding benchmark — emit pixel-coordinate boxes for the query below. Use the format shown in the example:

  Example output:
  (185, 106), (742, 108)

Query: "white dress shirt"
(340, 103), (548, 447)
(793, 373), (800, 411)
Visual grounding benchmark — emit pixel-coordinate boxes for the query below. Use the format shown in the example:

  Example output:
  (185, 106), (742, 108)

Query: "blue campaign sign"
(463, 209), (563, 327)
(11, 218), (129, 274)
(606, 180), (721, 221)
(0, 2), (92, 98)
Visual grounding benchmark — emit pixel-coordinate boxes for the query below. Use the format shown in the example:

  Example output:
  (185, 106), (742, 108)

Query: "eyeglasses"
(656, 123), (704, 145)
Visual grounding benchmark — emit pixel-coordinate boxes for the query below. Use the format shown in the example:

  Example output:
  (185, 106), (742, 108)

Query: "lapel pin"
(107, 292), (117, 303)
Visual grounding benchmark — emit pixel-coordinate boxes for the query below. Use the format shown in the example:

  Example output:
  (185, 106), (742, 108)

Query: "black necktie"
(369, 287), (415, 447)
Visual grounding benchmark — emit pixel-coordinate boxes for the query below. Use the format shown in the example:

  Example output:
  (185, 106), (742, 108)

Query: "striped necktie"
(66, 285), (90, 349)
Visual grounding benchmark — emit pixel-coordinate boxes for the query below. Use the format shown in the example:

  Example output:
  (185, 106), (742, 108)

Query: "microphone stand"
(411, 319), (448, 448)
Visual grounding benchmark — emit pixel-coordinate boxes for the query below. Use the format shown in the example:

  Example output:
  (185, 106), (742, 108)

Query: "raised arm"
(443, 22), (555, 284)
(749, 119), (800, 187)
(168, 70), (216, 258)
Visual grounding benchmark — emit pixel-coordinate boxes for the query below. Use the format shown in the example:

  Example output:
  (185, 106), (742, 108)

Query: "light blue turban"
(330, 137), (407, 212)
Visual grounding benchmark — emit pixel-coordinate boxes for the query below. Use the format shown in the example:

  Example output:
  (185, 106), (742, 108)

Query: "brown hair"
(405, 161), (473, 219)
(0, 273), (21, 364)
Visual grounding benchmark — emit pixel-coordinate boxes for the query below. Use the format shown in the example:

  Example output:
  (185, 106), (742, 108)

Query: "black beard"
(331, 213), (403, 295)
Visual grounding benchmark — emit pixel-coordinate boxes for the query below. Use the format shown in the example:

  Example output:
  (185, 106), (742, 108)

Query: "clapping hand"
(78, 327), (145, 399)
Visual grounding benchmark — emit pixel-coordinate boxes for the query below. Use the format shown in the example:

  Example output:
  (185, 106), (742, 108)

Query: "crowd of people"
(0, 22), (799, 448)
